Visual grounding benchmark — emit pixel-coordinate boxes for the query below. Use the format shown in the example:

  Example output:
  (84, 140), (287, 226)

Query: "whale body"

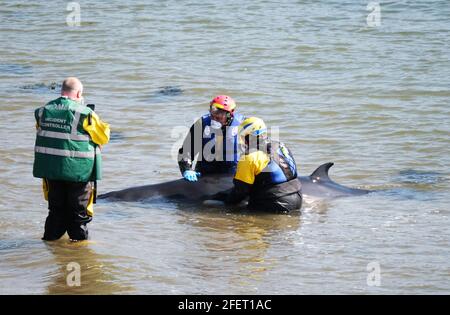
(98, 162), (371, 203)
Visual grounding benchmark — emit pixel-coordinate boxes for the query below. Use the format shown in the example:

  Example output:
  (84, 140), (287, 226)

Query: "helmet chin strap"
(239, 140), (249, 155)
(241, 135), (270, 154)
(227, 112), (233, 125)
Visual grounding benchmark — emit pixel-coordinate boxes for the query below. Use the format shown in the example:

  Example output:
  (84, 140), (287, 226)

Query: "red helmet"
(210, 95), (236, 113)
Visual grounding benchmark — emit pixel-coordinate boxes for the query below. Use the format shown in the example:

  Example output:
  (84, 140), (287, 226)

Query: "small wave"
(0, 64), (32, 75)
(397, 170), (448, 185)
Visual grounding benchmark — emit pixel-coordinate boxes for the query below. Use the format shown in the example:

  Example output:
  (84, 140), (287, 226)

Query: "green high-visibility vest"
(33, 97), (102, 182)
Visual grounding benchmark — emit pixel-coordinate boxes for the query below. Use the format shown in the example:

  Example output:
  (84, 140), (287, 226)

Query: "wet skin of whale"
(98, 162), (371, 203)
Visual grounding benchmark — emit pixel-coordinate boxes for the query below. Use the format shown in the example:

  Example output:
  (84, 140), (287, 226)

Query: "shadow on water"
(43, 240), (134, 295)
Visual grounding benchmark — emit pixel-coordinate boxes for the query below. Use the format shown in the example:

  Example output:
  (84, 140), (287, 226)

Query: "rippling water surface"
(0, 0), (449, 294)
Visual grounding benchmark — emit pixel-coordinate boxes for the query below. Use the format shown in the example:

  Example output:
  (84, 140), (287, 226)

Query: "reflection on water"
(44, 240), (134, 295)
(175, 205), (302, 290)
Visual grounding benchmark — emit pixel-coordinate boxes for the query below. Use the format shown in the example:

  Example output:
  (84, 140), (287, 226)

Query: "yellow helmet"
(238, 117), (267, 144)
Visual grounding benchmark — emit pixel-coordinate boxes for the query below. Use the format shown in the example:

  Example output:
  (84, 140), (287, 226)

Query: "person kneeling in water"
(213, 117), (302, 213)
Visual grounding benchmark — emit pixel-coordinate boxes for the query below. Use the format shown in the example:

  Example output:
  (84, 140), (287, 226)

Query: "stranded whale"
(98, 162), (371, 203)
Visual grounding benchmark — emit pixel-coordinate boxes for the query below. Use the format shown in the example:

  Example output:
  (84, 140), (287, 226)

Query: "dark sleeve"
(224, 179), (251, 205)
(34, 108), (41, 126)
(178, 120), (202, 174)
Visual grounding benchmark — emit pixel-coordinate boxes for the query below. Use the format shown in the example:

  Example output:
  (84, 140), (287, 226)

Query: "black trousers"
(248, 192), (303, 213)
(43, 180), (93, 241)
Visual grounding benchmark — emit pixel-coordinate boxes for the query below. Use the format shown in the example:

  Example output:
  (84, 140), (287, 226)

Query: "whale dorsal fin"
(309, 162), (334, 182)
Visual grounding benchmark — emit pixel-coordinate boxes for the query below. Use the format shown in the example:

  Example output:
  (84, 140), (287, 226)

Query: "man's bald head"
(61, 77), (83, 101)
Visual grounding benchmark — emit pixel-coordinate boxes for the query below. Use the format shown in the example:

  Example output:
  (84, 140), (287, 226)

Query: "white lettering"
(66, 2), (81, 27)
(40, 122), (71, 130)
(66, 262), (81, 287)
(171, 126), (189, 163)
(45, 117), (67, 124)
(367, 261), (381, 286)
(367, 2), (381, 27)
(178, 299), (212, 312)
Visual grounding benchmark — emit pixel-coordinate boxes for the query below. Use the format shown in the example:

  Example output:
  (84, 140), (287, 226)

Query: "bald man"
(61, 77), (84, 100)
(33, 77), (110, 241)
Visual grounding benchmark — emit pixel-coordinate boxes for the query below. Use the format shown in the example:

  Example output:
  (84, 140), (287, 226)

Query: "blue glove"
(183, 170), (201, 182)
